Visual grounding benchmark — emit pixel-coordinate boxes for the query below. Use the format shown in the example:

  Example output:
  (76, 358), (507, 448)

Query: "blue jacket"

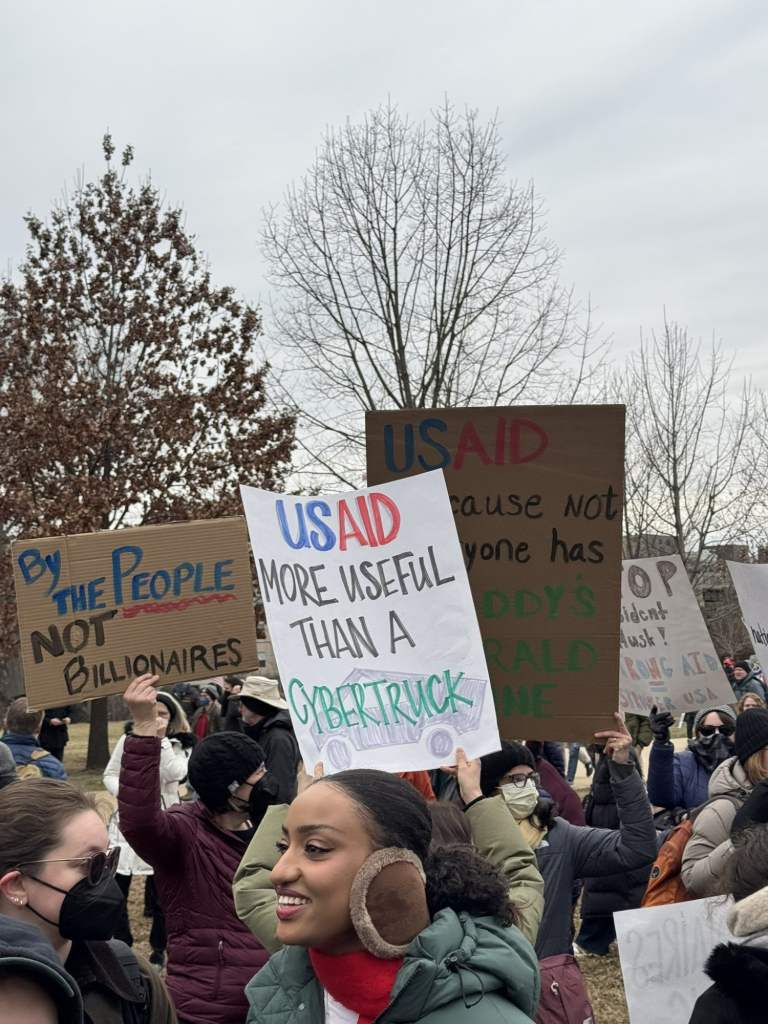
(0, 733), (68, 779)
(647, 740), (707, 811)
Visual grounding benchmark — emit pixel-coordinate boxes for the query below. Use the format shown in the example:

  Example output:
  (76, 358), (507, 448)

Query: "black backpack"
(107, 940), (150, 1024)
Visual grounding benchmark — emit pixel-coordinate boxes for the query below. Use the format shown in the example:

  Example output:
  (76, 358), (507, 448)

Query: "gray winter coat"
(681, 756), (752, 897)
(530, 761), (657, 959)
(732, 670), (768, 703)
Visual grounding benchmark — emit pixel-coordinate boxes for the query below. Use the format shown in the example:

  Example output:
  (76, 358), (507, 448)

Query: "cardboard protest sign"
(240, 473), (499, 774)
(13, 519), (259, 709)
(619, 555), (735, 715)
(726, 561), (768, 668)
(366, 406), (624, 742)
(615, 897), (731, 1024)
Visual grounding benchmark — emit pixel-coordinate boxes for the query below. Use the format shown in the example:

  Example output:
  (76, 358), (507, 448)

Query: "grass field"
(63, 722), (645, 1024)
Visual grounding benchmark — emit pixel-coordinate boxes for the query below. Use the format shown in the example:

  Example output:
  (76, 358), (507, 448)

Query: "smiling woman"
(241, 769), (540, 1024)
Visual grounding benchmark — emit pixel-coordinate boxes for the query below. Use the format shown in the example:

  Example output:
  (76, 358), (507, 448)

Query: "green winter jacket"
(244, 908), (539, 1024)
(233, 802), (544, 950)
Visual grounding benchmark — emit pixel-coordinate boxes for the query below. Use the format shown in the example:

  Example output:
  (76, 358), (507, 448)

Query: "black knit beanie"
(735, 707), (768, 764)
(734, 661), (752, 674)
(188, 732), (266, 811)
(479, 741), (536, 796)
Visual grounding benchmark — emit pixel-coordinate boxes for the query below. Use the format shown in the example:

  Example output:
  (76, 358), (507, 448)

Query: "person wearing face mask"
(0, 778), (176, 1024)
(234, 677), (300, 804)
(189, 685), (224, 741)
(681, 707), (768, 897)
(477, 716), (657, 1022)
(647, 705), (737, 814)
(102, 691), (191, 968)
(118, 674), (277, 1024)
(243, 767), (539, 1024)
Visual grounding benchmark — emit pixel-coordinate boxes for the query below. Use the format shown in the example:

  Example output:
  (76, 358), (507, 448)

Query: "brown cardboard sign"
(366, 406), (625, 742)
(12, 518), (259, 709)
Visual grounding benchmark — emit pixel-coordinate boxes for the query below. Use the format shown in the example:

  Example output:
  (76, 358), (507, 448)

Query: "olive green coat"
(244, 908), (539, 1023)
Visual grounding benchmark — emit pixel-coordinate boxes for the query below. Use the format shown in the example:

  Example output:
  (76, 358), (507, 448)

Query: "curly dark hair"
(424, 844), (516, 927)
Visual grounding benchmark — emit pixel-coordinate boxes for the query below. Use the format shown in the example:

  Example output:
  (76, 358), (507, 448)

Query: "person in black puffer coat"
(575, 746), (652, 955)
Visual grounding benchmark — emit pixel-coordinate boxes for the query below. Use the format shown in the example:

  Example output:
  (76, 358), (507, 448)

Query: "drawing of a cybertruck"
(310, 668), (487, 771)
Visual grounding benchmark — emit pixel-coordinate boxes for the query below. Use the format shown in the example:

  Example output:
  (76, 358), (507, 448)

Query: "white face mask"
(500, 780), (539, 819)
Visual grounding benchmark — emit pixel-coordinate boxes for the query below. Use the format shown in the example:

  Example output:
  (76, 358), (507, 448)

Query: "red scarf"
(309, 948), (402, 1024)
(194, 710), (208, 741)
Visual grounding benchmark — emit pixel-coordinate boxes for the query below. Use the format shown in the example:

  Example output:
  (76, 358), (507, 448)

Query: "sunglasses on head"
(19, 847), (121, 887)
(699, 724), (734, 738)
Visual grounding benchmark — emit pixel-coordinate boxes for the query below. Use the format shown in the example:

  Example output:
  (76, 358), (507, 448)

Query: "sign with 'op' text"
(619, 555), (734, 715)
(240, 473), (500, 774)
(366, 406), (625, 743)
(13, 519), (259, 709)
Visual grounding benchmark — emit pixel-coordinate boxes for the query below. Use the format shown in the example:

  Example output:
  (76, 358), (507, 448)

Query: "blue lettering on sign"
(18, 541), (239, 617)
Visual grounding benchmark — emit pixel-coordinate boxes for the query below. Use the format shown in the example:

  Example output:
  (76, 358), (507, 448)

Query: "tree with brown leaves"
(0, 135), (295, 767)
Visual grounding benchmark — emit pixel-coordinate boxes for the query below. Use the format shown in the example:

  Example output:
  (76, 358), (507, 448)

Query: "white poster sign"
(727, 561), (768, 668)
(240, 473), (499, 773)
(615, 897), (731, 1024)
(618, 555), (734, 716)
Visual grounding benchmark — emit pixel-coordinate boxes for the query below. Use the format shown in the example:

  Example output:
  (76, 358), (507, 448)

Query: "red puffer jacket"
(118, 735), (269, 1024)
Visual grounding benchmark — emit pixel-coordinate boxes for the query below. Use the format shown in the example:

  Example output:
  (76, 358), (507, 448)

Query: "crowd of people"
(1, 656), (767, 1024)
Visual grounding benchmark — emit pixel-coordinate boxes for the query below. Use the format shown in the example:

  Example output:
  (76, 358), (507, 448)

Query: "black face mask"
(25, 872), (125, 941)
(247, 773), (281, 827)
(690, 733), (735, 773)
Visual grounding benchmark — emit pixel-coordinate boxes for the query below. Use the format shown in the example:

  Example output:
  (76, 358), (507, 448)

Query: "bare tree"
(618, 318), (766, 585)
(262, 101), (603, 487)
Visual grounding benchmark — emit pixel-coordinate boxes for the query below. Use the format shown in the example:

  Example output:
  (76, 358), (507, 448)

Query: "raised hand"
(124, 674), (161, 736)
(649, 706), (675, 744)
(441, 746), (482, 803)
(594, 713), (632, 764)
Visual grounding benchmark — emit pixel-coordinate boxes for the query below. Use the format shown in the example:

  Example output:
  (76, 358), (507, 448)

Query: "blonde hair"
(159, 691), (191, 734)
(743, 751), (768, 787)
(738, 694), (766, 714)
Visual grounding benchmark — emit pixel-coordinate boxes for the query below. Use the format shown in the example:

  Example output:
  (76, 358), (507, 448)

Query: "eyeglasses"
(699, 725), (735, 738)
(19, 847), (121, 887)
(500, 772), (541, 789)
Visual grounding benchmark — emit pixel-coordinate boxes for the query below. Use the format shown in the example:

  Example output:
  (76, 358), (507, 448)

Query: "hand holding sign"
(594, 712), (632, 763)
(441, 747), (483, 804)
(124, 673), (162, 736)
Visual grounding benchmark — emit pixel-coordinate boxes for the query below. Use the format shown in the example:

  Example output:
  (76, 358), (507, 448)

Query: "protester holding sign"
(0, 778), (176, 1024)
(102, 691), (191, 966)
(681, 708), (768, 897)
(242, 768), (540, 1024)
(689, 824), (768, 1023)
(647, 705), (737, 813)
(477, 714), (656, 1021)
(117, 674), (275, 1024)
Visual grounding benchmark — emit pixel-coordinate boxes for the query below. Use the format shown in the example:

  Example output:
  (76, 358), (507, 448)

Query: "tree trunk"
(86, 697), (111, 770)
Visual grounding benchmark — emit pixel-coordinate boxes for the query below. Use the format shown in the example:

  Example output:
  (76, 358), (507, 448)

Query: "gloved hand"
(649, 707), (675, 744)
(731, 778), (768, 835)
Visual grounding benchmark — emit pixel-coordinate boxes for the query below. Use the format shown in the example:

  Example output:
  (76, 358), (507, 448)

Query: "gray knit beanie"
(692, 705), (737, 735)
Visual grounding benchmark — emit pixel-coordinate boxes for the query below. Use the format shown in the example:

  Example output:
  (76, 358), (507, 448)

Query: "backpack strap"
(689, 792), (742, 825)
(106, 940), (149, 1024)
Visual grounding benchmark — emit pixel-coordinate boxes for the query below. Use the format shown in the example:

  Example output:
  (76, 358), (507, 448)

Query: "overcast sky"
(3, 0), (767, 388)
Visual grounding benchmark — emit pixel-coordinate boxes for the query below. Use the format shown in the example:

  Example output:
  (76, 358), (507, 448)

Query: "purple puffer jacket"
(118, 735), (269, 1024)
